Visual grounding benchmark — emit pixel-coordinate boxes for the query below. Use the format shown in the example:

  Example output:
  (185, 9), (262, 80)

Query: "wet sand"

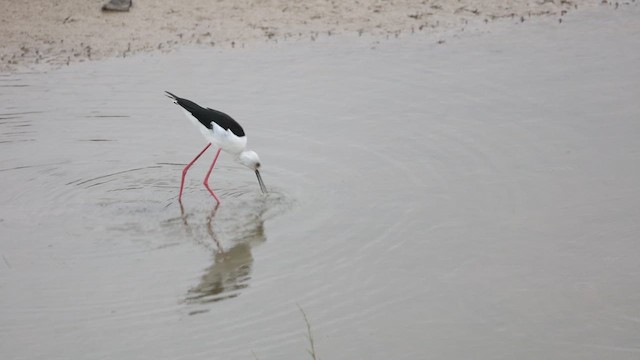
(2, 2), (640, 360)
(1, 0), (602, 73)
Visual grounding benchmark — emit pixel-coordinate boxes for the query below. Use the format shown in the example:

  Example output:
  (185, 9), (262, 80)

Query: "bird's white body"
(181, 109), (247, 155)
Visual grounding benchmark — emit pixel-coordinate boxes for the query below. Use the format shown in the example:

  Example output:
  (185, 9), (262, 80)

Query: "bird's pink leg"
(203, 147), (222, 204)
(179, 143), (212, 202)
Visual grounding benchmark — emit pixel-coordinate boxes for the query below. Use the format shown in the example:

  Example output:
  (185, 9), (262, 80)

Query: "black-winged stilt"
(166, 91), (266, 203)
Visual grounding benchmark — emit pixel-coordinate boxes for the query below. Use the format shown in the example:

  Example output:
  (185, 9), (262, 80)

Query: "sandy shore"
(0, 0), (604, 73)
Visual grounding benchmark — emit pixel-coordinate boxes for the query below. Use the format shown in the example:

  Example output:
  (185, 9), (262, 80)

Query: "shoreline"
(0, 0), (609, 73)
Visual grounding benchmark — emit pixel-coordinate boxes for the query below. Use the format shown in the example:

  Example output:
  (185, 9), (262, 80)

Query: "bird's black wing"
(165, 91), (245, 137)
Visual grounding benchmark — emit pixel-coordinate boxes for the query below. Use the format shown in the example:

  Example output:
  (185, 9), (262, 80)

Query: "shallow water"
(2, 6), (640, 360)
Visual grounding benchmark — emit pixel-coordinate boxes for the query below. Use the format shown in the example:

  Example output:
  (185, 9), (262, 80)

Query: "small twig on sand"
(297, 304), (319, 360)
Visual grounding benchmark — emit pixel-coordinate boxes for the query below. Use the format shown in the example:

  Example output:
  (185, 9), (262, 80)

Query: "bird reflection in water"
(180, 201), (266, 304)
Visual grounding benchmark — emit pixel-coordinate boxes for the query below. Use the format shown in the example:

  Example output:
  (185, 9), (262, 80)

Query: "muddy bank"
(1, 0), (605, 73)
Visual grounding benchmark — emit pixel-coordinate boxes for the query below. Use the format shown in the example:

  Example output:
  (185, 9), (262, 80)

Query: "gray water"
(1, 6), (640, 360)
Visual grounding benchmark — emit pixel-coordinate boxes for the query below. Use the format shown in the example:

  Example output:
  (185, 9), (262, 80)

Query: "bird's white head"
(238, 150), (267, 194)
(237, 150), (261, 170)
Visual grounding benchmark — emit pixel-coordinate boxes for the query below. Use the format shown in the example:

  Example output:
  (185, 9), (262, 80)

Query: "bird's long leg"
(179, 143), (212, 202)
(203, 147), (223, 204)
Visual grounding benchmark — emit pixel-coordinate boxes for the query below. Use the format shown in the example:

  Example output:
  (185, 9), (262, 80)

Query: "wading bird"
(166, 91), (266, 203)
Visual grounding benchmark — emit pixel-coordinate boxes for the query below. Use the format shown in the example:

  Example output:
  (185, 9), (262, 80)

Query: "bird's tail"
(165, 91), (179, 102)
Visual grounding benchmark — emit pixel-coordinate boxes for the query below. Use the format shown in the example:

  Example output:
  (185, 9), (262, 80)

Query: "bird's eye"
(256, 162), (261, 168)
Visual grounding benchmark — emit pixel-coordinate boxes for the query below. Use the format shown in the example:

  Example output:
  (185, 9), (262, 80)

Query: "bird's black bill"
(255, 170), (267, 194)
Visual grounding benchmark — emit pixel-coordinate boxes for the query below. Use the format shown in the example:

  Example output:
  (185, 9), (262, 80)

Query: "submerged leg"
(203, 148), (223, 204)
(179, 143), (212, 202)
